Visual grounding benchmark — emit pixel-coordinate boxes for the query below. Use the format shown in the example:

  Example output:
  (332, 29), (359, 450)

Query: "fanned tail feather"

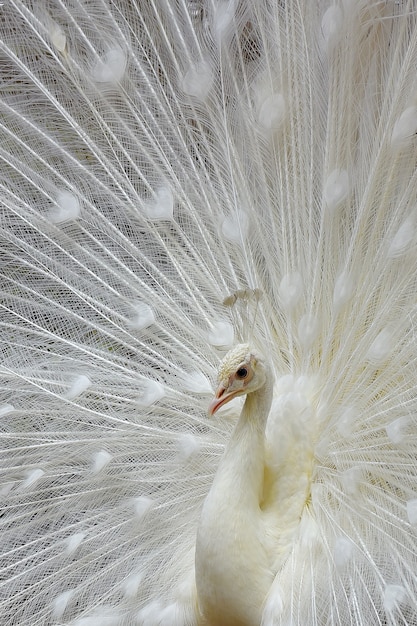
(1, 1), (417, 625)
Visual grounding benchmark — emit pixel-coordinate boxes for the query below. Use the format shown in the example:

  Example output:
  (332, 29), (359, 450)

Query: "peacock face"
(209, 343), (267, 415)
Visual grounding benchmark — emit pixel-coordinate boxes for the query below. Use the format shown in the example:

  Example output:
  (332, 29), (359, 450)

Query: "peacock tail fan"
(1, 1), (417, 625)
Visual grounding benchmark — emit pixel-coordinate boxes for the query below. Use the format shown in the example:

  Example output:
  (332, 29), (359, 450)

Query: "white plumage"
(1, 1), (417, 625)
(196, 344), (274, 626)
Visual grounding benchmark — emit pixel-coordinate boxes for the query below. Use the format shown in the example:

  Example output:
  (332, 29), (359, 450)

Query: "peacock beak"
(208, 384), (238, 416)
(208, 384), (226, 416)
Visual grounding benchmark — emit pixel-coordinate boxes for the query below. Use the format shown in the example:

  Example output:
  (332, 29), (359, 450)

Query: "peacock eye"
(236, 367), (248, 379)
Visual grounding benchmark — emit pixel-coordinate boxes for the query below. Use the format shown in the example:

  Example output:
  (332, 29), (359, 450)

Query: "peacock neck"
(195, 370), (274, 626)
(212, 372), (273, 508)
(238, 373), (273, 432)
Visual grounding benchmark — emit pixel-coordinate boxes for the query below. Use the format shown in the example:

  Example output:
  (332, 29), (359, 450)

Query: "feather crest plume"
(1, 1), (417, 625)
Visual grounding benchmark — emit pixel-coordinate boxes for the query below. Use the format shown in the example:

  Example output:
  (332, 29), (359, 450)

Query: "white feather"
(1, 1), (417, 625)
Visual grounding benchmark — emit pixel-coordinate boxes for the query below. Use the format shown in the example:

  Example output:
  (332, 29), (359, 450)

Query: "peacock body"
(1, 1), (417, 624)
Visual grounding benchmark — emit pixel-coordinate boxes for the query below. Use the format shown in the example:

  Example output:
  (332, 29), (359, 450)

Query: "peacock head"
(209, 343), (267, 415)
